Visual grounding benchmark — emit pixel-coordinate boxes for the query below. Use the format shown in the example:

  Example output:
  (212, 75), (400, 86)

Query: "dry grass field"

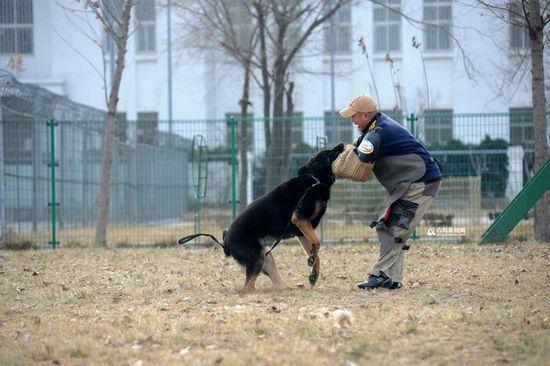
(1, 241), (549, 365)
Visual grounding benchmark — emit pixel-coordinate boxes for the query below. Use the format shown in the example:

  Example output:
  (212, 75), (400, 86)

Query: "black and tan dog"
(179, 143), (345, 291)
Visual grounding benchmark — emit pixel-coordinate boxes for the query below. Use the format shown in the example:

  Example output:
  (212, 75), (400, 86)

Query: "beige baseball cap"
(339, 94), (379, 118)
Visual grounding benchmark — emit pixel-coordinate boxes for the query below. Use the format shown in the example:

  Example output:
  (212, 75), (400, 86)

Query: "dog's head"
(297, 143), (345, 185)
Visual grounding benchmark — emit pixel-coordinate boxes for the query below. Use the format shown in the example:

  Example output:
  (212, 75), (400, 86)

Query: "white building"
(0, 0), (542, 148)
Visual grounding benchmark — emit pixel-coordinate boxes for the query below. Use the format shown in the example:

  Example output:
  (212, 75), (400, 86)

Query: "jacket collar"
(362, 112), (381, 133)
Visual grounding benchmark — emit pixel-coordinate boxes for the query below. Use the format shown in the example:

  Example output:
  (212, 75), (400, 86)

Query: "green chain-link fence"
(1, 111), (544, 248)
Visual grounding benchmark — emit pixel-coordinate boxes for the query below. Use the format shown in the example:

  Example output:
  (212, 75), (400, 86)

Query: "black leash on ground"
(264, 174), (325, 257)
(178, 233), (224, 247)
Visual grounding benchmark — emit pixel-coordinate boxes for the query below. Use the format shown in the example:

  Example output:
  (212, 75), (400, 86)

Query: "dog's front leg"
(291, 213), (320, 286)
(297, 236), (315, 267)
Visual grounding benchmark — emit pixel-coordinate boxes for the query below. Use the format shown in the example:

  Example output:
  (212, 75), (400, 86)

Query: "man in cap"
(339, 94), (442, 290)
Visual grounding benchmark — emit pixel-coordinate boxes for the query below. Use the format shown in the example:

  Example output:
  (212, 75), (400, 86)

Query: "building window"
(509, 3), (529, 50)
(290, 112), (304, 146)
(381, 109), (403, 124)
(1, 99), (33, 164)
(423, 0), (452, 51)
(509, 108), (533, 146)
(324, 6), (351, 54)
(424, 109), (453, 144)
(135, 0), (156, 53)
(115, 112), (128, 142)
(228, 2), (253, 50)
(510, 24), (529, 50)
(324, 111), (352, 144)
(373, 0), (401, 53)
(0, 0), (33, 54)
(137, 112), (158, 144)
(225, 113), (254, 151)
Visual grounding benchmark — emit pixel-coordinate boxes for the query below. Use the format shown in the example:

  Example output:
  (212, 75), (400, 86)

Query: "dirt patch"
(0, 241), (548, 365)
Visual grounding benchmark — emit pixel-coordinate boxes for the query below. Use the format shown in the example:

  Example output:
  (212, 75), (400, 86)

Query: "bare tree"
(253, 0), (272, 148)
(91, 0), (136, 247)
(239, 57), (254, 211)
(259, 0), (348, 190)
(176, 0), (348, 194)
(60, 0), (137, 246)
(471, 0), (550, 241)
(174, 0), (258, 211)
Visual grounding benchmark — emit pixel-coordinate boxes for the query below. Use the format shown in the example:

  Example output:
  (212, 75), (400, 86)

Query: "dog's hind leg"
(297, 236), (315, 267)
(243, 272), (259, 292)
(262, 253), (287, 289)
(291, 214), (321, 286)
(243, 260), (263, 292)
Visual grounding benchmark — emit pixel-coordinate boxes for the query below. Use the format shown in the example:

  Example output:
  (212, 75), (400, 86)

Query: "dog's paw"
(309, 271), (318, 286)
(307, 255), (315, 267)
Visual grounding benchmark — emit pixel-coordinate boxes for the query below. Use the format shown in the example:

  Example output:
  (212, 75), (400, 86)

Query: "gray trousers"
(371, 180), (441, 283)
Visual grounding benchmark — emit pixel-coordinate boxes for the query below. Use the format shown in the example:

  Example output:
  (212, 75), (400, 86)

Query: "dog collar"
(306, 173), (320, 185)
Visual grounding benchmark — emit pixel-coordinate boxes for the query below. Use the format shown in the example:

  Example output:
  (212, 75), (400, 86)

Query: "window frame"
(509, 107), (533, 146)
(423, 109), (453, 145)
(135, 0), (156, 53)
(137, 111), (159, 145)
(228, 3), (254, 51)
(0, 0), (34, 55)
(373, 0), (401, 54)
(509, 3), (529, 50)
(323, 6), (352, 55)
(381, 109), (403, 124)
(115, 111), (128, 142)
(1, 99), (34, 165)
(225, 112), (254, 151)
(423, 0), (452, 52)
(324, 111), (353, 145)
(290, 112), (304, 147)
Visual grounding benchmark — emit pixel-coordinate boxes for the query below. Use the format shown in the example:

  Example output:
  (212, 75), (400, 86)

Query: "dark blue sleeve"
(356, 128), (382, 163)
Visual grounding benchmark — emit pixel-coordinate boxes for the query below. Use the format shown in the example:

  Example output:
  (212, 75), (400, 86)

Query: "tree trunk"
(529, 0), (550, 242)
(238, 57), (252, 212)
(265, 54), (287, 191)
(253, 1), (271, 152)
(0, 107), (5, 249)
(283, 81), (294, 176)
(95, 0), (133, 247)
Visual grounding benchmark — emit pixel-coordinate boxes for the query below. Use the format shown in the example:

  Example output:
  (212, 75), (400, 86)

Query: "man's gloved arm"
(356, 127), (382, 163)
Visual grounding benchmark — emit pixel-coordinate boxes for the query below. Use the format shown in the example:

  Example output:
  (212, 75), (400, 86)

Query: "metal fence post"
(229, 116), (238, 220)
(316, 135), (328, 242)
(409, 113), (418, 241)
(47, 119), (58, 249)
(0, 109), (5, 249)
(32, 121), (37, 232)
(191, 134), (207, 236)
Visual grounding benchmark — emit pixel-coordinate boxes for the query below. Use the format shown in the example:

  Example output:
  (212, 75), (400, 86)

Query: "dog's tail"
(178, 233), (230, 256)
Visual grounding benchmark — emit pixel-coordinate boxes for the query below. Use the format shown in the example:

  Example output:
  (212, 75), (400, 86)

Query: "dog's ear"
(332, 142), (345, 153)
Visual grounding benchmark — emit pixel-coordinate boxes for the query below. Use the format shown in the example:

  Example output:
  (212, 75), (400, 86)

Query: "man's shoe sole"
(356, 280), (402, 290)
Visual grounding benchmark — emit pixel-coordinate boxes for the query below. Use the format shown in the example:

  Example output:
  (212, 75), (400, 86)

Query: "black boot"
(357, 274), (401, 290)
